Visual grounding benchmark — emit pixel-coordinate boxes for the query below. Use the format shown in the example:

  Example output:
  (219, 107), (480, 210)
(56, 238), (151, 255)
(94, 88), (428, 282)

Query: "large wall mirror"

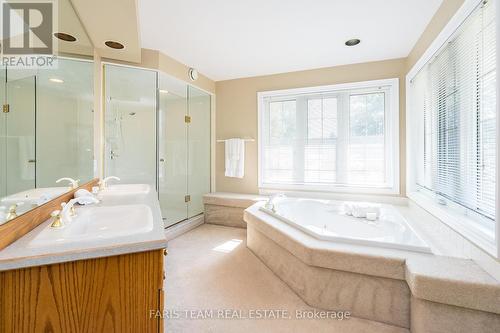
(0, 0), (95, 224)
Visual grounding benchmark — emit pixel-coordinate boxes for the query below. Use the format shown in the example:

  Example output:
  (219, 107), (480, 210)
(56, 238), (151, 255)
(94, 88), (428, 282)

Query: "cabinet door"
(0, 250), (164, 333)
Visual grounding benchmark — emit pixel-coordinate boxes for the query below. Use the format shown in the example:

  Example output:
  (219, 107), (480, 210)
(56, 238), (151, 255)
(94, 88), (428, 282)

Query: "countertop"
(0, 185), (167, 271)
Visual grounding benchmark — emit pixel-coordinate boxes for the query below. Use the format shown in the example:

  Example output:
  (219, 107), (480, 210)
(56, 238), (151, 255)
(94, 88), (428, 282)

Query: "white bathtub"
(259, 197), (431, 253)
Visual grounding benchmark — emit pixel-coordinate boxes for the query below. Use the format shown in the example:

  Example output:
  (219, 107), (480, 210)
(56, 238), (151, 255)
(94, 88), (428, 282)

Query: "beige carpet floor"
(164, 224), (409, 333)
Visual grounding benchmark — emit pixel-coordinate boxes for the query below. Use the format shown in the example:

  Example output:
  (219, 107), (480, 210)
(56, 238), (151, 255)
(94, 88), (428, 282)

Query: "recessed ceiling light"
(54, 32), (77, 42)
(159, 89), (169, 94)
(49, 78), (64, 83)
(105, 41), (125, 49)
(345, 38), (361, 46)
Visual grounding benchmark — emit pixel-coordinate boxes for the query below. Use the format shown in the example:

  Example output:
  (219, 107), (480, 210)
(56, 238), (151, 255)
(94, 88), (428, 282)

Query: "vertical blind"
(411, 0), (496, 220)
(261, 86), (392, 189)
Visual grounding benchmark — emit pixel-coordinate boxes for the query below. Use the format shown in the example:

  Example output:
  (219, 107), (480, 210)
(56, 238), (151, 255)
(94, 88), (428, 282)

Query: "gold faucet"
(98, 176), (121, 191)
(6, 204), (18, 221)
(50, 210), (64, 228)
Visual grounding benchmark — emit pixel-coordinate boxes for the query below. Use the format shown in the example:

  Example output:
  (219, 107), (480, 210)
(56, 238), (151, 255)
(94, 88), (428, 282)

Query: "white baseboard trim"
(164, 214), (204, 242)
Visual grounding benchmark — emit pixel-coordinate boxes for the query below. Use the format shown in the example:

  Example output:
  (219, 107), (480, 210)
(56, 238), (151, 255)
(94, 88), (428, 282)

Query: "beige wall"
(215, 58), (407, 195)
(215, 0), (465, 196)
(406, 0), (465, 71)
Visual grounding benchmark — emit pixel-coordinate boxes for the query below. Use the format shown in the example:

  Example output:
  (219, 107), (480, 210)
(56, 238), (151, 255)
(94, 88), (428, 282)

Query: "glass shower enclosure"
(0, 59), (94, 201)
(104, 64), (211, 228)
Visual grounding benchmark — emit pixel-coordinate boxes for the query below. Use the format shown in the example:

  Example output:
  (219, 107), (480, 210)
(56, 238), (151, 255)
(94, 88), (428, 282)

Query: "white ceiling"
(72, 0), (142, 62)
(139, 0), (443, 81)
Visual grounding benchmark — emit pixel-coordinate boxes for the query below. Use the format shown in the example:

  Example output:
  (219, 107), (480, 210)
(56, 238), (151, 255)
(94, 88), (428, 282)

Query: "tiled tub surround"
(203, 192), (266, 228)
(244, 202), (500, 332)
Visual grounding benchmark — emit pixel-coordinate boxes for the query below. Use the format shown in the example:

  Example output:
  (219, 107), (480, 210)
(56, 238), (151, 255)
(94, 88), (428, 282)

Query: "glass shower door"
(187, 86), (211, 218)
(104, 65), (157, 186)
(5, 75), (36, 196)
(36, 59), (94, 187)
(158, 74), (188, 227)
(0, 67), (6, 199)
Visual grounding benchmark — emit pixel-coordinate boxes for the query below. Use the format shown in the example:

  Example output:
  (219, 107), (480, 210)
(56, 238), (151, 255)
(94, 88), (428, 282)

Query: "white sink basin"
(28, 204), (153, 248)
(99, 184), (151, 196)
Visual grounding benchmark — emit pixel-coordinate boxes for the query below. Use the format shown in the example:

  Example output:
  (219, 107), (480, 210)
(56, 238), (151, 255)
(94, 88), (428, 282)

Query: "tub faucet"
(99, 176), (121, 191)
(265, 193), (285, 212)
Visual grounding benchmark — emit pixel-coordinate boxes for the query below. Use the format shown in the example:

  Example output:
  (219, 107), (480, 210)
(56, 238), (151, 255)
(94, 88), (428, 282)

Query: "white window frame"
(257, 78), (400, 195)
(406, 0), (500, 258)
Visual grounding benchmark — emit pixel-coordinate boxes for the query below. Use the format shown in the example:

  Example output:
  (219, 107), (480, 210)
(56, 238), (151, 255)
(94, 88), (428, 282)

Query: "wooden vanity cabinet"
(0, 249), (165, 333)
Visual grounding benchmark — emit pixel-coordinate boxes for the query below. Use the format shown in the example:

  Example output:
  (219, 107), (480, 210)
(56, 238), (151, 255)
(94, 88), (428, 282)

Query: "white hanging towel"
(225, 138), (245, 178)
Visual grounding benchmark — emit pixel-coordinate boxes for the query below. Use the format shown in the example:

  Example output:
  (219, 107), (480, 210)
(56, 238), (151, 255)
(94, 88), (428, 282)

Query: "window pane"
(264, 100), (297, 184)
(323, 98), (338, 138)
(308, 99), (321, 118)
(305, 97), (338, 183)
(270, 100), (296, 143)
(260, 84), (394, 190)
(348, 93), (385, 185)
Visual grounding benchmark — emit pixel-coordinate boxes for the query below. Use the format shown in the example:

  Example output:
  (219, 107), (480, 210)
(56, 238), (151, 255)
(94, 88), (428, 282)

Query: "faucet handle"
(5, 202), (25, 221)
(60, 201), (75, 217)
(6, 204), (18, 221)
(56, 177), (79, 190)
(50, 210), (64, 228)
(99, 176), (120, 190)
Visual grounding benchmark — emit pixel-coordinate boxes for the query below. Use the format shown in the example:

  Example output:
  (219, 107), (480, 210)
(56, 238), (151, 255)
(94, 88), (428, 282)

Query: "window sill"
(408, 192), (498, 258)
(259, 183), (400, 196)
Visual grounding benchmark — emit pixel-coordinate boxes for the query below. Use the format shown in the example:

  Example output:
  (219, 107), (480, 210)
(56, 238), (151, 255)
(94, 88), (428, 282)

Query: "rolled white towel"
(343, 203), (353, 216)
(74, 189), (93, 198)
(74, 189), (100, 205)
(351, 202), (381, 219)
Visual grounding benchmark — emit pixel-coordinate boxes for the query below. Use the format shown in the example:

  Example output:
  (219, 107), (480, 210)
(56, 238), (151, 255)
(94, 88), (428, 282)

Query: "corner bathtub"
(259, 197), (431, 253)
